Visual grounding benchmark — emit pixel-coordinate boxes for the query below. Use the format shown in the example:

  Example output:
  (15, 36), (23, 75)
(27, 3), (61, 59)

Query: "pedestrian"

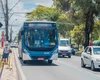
(2, 41), (12, 64)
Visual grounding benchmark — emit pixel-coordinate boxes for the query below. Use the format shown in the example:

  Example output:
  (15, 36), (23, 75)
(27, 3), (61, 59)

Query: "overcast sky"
(0, 0), (53, 40)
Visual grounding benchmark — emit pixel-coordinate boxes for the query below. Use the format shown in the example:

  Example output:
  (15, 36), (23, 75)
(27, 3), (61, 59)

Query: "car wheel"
(68, 55), (71, 58)
(81, 59), (86, 68)
(48, 60), (52, 64)
(91, 61), (95, 71)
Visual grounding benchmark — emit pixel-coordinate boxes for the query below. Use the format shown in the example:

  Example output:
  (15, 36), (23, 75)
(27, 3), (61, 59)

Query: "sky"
(0, 0), (53, 40)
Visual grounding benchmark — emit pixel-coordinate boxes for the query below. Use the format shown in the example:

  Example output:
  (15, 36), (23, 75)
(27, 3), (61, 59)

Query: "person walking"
(2, 41), (11, 64)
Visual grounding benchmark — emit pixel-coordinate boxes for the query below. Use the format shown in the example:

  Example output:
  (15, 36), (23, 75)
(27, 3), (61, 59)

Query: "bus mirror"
(21, 30), (24, 35)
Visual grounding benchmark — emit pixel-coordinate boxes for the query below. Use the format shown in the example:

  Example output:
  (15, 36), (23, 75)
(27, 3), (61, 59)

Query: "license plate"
(62, 53), (66, 56)
(38, 58), (44, 60)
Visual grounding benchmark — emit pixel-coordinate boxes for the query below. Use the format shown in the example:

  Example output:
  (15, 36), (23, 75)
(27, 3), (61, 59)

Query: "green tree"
(53, 0), (100, 48)
(26, 5), (60, 21)
(53, 0), (71, 12)
(70, 25), (85, 50)
(91, 21), (100, 40)
(57, 14), (74, 37)
(71, 0), (100, 48)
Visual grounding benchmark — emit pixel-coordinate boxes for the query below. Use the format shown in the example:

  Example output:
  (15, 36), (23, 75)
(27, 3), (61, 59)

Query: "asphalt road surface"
(14, 48), (100, 80)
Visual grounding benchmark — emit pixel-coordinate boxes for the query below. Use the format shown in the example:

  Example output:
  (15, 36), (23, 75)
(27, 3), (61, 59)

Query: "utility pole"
(5, 0), (9, 41)
(10, 26), (12, 42)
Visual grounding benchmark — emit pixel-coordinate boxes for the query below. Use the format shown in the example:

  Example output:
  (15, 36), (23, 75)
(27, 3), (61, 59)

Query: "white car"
(81, 46), (100, 71)
(58, 39), (72, 58)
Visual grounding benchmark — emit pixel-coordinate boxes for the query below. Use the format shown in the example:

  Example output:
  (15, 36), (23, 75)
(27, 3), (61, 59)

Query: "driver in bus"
(49, 29), (55, 42)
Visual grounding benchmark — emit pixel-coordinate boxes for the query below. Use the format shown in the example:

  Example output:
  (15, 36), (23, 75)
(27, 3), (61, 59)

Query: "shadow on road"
(83, 66), (100, 72)
(19, 58), (58, 66)
(58, 56), (70, 58)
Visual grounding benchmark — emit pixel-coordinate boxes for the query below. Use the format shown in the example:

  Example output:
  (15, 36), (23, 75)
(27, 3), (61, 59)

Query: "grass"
(0, 54), (2, 58)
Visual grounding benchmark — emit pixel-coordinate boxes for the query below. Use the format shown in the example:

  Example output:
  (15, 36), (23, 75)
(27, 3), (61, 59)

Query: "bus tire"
(23, 60), (27, 64)
(19, 54), (22, 59)
(48, 60), (52, 64)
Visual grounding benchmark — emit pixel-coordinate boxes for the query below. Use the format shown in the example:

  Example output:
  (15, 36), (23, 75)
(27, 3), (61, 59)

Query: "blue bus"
(18, 21), (58, 64)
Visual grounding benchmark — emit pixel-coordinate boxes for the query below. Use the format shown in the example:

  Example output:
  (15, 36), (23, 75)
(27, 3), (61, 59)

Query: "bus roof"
(24, 21), (56, 23)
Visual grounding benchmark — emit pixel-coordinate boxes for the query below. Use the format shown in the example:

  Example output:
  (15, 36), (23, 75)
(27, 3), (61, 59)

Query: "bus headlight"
(24, 49), (29, 55)
(50, 49), (58, 60)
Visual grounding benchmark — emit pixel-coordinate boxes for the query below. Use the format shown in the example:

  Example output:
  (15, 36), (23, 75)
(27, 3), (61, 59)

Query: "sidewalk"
(0, 48), (18, 80)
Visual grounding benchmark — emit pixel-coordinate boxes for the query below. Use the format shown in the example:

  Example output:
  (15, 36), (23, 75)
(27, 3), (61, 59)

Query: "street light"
(10, 19), (17, 42)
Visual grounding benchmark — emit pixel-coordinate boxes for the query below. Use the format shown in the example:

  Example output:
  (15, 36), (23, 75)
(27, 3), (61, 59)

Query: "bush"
(76, 50), (83, 54)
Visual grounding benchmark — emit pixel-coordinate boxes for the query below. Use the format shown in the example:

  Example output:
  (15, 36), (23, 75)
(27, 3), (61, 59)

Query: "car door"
(86, 47), (92, 65)
(82, 47), (89, 64)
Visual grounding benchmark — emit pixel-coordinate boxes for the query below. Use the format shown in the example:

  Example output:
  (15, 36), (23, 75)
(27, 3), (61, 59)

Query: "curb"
(0, 48), (4, 79)
(0, 61), (4, 79)
(13, 49), (27, 80)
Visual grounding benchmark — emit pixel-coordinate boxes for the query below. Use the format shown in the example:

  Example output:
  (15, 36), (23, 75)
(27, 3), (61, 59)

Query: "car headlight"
(96, 58), (100, 62)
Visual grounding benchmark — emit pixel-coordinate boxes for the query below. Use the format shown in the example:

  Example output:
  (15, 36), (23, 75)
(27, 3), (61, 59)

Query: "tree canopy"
(53, 0), (100, 48)
(26, 5), (60, 21)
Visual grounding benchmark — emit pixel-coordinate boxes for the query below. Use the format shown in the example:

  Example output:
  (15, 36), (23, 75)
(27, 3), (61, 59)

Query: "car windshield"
(93, 48), (100, 55)
(59, 40), (70, 46)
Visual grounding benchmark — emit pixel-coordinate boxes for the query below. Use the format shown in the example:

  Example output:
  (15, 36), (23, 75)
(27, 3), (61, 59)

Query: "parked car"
(81, 46), (100, 71)
(10, 42), (18, 48)
(58, 39), (71, 58)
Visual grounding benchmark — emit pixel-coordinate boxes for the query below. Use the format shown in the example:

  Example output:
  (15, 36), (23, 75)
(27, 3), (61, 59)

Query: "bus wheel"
(19, 55), (22, 59)
(23, 60), (27, 64)
(48, 60), (52, 64)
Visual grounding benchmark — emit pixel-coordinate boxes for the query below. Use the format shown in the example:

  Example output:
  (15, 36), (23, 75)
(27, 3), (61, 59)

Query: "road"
(14, 48), (100, 80)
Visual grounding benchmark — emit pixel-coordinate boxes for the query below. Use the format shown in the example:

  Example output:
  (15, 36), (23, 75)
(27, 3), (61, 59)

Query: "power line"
(9, 0), (21, 13)
(0, 0), (6, 19)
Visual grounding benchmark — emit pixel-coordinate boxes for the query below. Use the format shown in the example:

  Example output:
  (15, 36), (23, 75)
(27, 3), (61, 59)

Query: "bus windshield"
(24, 23), (57, 51)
